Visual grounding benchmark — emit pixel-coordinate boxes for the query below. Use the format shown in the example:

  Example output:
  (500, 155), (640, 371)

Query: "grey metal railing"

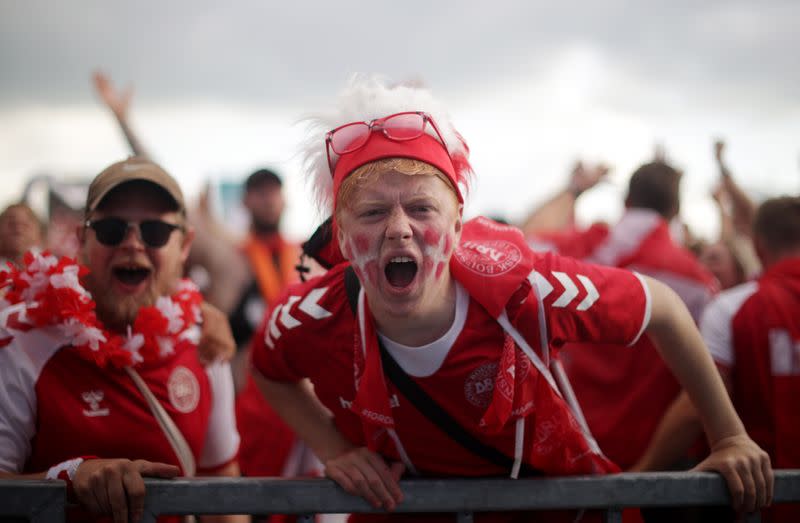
(2, 471), (799, 522)
(0, 480), (66, 522)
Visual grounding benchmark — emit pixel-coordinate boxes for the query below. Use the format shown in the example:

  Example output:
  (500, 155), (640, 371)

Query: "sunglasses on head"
(85, 218), (183, 248)
(325, 111), (447, 177)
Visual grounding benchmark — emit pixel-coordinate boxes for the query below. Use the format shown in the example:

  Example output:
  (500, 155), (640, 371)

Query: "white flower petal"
(156, 297), (184, 334)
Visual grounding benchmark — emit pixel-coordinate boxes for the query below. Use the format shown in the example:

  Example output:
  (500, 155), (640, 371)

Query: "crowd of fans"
(0, 72), (797, 523)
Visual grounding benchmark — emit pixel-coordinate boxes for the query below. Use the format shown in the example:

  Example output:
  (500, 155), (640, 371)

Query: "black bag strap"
(342, 266), (541, 476)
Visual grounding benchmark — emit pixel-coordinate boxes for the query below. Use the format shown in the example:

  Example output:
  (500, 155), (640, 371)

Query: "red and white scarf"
(350, 217), (617, 476)
(0, 251), (203, 369)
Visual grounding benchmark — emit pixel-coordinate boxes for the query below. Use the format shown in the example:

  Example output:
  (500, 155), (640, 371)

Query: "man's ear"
(74, 223), (89, 264)
(76, 223), (86, 244)
(454, 204), (464, 237)
(180, 225), (195, 264)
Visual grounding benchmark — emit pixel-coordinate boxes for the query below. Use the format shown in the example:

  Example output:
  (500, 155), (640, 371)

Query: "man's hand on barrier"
(692, 434), (773, 514)
(73, 458), (180, 523)
(324, 447), (405, 511)
(198, 302), (236, 363)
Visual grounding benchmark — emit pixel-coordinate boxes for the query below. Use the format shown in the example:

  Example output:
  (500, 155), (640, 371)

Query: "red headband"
(332, 132), (464, 209)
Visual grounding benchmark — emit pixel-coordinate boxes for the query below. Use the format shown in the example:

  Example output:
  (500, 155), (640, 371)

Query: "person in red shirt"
(525, 161), (718, 470)
(635, 195), (800, 521)
(230, 168), (321, 502)
(92, 72), (313, 499)
(250, 75), (771, 522)
(0, 157), (244, 523)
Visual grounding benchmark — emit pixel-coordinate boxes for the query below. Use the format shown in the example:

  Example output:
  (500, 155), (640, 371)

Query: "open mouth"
(385, 257), (418, 288)
(112, 266), (152, 287)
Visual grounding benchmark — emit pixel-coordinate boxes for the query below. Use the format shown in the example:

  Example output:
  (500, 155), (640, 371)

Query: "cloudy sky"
(1, 0), (798, 241)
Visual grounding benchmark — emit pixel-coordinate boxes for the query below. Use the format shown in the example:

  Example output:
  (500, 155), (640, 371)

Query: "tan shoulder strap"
(125, 366), (196, 477)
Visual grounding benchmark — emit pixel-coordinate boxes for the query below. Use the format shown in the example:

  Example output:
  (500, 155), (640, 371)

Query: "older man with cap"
(0, 157), (245, 523)
(251, 76), (772, 522)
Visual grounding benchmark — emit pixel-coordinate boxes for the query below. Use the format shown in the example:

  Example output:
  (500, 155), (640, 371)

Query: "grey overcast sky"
(1, 0), (798, 240)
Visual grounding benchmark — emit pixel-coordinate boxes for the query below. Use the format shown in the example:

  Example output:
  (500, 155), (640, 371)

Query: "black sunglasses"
(85, 218), (183, 248)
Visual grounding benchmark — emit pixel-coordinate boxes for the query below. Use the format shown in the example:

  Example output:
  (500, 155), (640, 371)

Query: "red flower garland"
(0, 251), (203, 369)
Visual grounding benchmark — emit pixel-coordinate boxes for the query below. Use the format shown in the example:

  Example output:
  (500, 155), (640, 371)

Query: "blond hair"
(335, 158), (458, 224)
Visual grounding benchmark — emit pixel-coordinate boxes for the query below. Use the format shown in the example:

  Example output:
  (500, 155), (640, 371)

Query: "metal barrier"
(2, 471), (799, 522)
(0, 480), (66, 522)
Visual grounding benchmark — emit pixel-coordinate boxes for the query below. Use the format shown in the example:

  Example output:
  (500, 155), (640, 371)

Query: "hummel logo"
(266, 288), (333, 348)
(338, 394), (400, 410)
(527, 270), (599, 310)
(82, 390), (110, 417)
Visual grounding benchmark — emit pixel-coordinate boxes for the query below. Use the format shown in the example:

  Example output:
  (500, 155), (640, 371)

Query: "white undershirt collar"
(378, 282), (468, 377)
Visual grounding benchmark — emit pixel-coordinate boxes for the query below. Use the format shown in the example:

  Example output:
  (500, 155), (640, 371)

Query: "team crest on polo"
(455, 240), (522, 276)
(168, 366), (200, 413)
(464, 362), (498, 408)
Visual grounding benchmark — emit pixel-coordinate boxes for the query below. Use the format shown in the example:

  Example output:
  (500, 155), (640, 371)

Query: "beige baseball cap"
(85, 156), (185, 215)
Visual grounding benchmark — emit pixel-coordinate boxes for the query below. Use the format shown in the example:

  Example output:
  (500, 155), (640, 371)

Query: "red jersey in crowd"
(530, 209), (717, 468)
(700, 257), (800, 522)
(0, 333), (240, 477)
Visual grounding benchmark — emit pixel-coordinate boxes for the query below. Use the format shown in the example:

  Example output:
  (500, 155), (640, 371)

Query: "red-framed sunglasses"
(325, 111), (447, 177)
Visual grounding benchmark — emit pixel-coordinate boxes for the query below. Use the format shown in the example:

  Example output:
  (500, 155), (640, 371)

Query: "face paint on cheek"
(421, 229), (453, 281)
(423, 229), (441, 248)
(422, 258), (434, 277)
(443, 234), (453, 256)
(353, 266), (366, 283)
(343, 234), (373, 265)
(349, 253), (372, 286)
(364, 260), (379, 287)
(345, 232), (379, 287)
(341, 242), (354, 260)
(353, 234), (371, 255)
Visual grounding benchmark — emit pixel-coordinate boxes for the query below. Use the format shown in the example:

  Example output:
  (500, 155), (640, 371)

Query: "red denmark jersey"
(252, 250), (649, 478)
(0, 330), (240, 476)
(700, 257), (800, 522)
(531, 209), (717, 468)
(701, 257), (800, 467)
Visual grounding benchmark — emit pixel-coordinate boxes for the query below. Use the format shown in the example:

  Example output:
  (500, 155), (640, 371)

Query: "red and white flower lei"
(0, 251), (203, 369)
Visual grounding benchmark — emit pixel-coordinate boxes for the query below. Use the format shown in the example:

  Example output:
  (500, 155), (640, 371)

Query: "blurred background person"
(523, 160), (718, 478)
(226, 167), (324, 506)
(634, 195), (800, 522)
(520, 160), (610, 239)
(699, 140), (761, 290)
(229, 168), (299, 361)
(0, 202), (44, 267)
(92, 71), (148, 157)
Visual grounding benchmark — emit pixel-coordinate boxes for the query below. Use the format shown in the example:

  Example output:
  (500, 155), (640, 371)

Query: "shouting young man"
(251, 76), (772, 522)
